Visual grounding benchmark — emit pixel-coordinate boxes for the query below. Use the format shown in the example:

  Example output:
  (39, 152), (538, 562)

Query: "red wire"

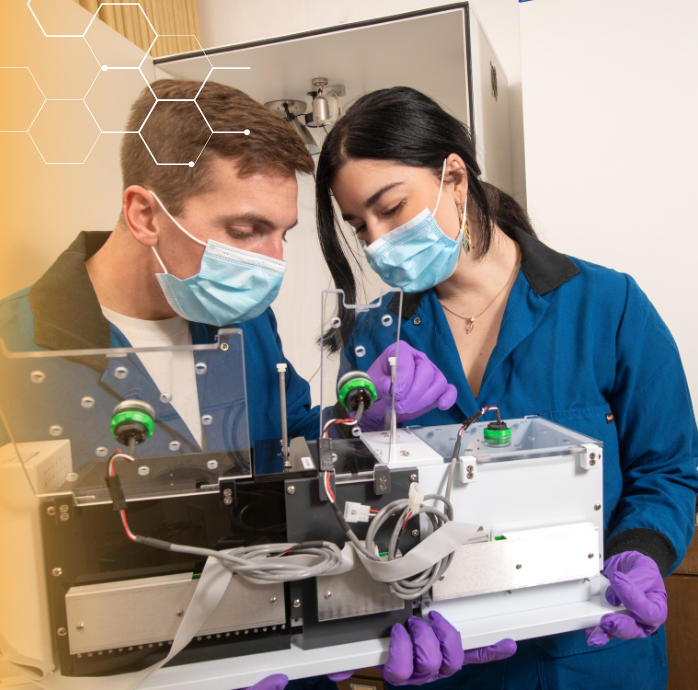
(402, 511), (413, 530)
(325, 471), (335, 502)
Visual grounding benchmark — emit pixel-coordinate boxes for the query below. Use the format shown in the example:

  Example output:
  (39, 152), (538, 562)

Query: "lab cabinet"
(154, 3), (512, 194)
(666, 525), (698, 690)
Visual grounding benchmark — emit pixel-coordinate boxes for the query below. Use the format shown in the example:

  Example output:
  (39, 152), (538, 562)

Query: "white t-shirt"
(101, 306), (203, 447)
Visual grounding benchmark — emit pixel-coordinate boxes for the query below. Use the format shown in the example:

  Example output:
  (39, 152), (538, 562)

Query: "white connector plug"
(344, 501), (371, 523)
(408, 482), (424, 514)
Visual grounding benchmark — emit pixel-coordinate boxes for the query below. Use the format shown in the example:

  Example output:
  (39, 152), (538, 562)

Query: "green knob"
(110, 410), (154, 440)
(338, 377), (377, 409)
(483, 426), (511, 446)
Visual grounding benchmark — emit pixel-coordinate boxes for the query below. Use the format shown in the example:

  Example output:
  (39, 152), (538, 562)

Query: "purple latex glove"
(359, 342), (457, 432)
(378, 612), (516, 686)
(243, 675), (289, 690)
(584, 551), (668, 647)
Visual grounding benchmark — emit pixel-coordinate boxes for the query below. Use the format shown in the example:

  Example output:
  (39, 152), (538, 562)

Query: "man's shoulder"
(0, 286), (40, 352)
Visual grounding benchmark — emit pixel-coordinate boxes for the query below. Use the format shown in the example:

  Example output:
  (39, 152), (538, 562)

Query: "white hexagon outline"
(0, 67), (46, 132)
(83, 66), (151, 134)
(17, 5), (251, 165)
(28, 98), (102, 165)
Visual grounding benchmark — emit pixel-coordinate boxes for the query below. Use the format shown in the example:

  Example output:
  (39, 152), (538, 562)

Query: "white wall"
(519, 0), (698, 402)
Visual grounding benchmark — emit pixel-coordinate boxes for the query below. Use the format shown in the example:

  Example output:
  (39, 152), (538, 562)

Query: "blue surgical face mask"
(150, 193), (286, 327)
(361, 159), (467, 293)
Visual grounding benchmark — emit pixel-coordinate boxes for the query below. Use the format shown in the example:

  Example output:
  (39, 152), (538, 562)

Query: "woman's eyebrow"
(342, 182), (405, 221)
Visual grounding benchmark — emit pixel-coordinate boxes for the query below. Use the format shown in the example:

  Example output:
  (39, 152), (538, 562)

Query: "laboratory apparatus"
(0, 290), (617, 689)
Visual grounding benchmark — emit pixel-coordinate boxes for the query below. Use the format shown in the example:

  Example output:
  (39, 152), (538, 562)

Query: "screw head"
(516, 564), (522, 570)
(59, 513), (70, 522)
(594, 503), (602, 511)
(324, 592), (332, 599)
(176, 610), (183, 617)
(77, 623), (84, 630)
(439, 576), (445, 581)
(400, 450), (410, 457)
(47, 506), (56, 516)
(413, 317), (421, 325)
(52, 567), (62, 577)
(466, 465), (474, 472)
(589, 459), (596, 466)
(409, 474), (418, 482)
(589, 453), (596, 460)
(223, 496), (233, 505)
(223, 488), (232, 496)
(287, 486), (295, 495)
(292, 599), (301, 608)
(588, 553), (594, 559)
(467, 472), (474, 480)
(270, 596), (277, 604)
(220, 342), (229, 351)
(59, 504), (69, 513)
(412, 529), (420, 537)
(57, 628), (67, 637)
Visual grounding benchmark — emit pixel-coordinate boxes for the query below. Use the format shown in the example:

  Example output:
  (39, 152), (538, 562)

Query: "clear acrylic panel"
(318, 288), (403, 444)
(412, 416), (602, 464)
(0, 328), (251, 503)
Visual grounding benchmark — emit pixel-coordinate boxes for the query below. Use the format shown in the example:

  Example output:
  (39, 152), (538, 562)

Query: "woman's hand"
(244, 675), (289, 690)
(359, 341), (457, 432)
(379, 612), (516, 686)
(585, 551), (668, 646)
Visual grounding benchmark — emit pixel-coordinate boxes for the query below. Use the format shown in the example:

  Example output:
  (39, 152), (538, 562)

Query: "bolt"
(400, 450), (410, 457)
(270, 596), (277, 604)
(516, 564), (522, 570)
(52, 567), (62, 577)
(57, 628), (67, 637)
(220, 342), (229, 351)
(287, 486), (295, 495)
(594, 503), (601, 511)
(412, 529), (420, 537)
(409, 474), (418, 482)
(47, 506), (56, 516)
(176, 610), (183, 617)
(467, 465), (474, 472)
(293, 599), (301, 608)
(588, 553), (594, 559)
(324, 592), (332, 599)
(223, 496), (233, 505)
(59, 513), (70, 522)
(589, 459), (596, 466)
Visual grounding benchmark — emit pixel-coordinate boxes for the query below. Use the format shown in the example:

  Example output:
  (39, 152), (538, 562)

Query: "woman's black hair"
(315, 86), (535, 351)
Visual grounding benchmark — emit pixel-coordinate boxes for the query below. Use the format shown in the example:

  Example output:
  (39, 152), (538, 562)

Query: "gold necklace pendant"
(466, 317), (475, 334)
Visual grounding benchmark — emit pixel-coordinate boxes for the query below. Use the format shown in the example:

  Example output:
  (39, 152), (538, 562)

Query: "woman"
(315, 87), (698, 689)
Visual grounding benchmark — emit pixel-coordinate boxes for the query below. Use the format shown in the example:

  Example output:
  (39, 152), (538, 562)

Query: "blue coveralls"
(342, 228), (698, 690)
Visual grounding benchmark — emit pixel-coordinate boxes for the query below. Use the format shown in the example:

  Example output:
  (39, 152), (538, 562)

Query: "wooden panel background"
(73, 0), (202, 56)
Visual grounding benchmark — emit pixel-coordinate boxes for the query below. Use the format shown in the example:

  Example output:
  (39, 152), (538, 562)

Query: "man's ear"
(122, 186), (161, 247)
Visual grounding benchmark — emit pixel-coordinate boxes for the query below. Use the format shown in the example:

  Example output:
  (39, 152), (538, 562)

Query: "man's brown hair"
(120, 79), (314, 215)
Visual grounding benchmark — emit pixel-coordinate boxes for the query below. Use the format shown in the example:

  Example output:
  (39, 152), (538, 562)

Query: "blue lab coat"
(343, 228), (698, 690)
(0, 232), (319, 457)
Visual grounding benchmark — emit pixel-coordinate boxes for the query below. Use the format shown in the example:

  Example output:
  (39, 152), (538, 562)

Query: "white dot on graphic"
(101, 65), (109, 72)
(188, 161), (195, 167)
(244, 129), (250, 136)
